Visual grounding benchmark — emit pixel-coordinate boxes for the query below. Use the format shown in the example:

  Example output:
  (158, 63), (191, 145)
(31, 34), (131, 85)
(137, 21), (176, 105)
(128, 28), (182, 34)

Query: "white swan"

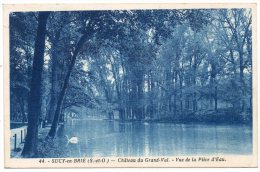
(65, 135), (79, 144)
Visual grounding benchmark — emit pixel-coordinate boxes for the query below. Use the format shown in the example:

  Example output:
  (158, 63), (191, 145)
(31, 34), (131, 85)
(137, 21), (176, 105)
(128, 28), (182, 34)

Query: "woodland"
(9, 9), (252, 157)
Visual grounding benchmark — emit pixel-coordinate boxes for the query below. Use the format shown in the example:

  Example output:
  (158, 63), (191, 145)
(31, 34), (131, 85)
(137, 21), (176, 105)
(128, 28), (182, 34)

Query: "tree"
(9, 12), (37, 122)
(47, 33), (89, 138)
(22, 12), (50, 157)
(216, 9), (252, 113)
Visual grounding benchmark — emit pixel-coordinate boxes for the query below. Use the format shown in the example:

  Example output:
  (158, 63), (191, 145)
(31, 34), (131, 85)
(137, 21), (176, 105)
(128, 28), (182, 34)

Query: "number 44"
(39, 159), (45, 163)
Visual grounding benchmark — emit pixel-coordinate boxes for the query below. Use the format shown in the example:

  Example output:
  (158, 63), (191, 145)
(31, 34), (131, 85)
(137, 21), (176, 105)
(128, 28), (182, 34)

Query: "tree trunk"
(179, 71), (183, 113)
(214, 85), (218, 112)
(209, 76), (214, 108)
(47, 49), (59, 123)
(192, 67), (197, 112)
(47, 33), (89, 138)
(17, 96), (27, 123)
(239, 50), (245, 113)
(22, 12), (50, 157)
(47, 27), (64, 123)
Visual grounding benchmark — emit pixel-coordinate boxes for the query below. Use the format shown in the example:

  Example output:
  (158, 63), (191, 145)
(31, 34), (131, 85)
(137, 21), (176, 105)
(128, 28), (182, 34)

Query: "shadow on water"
(60, 119), (252, 157)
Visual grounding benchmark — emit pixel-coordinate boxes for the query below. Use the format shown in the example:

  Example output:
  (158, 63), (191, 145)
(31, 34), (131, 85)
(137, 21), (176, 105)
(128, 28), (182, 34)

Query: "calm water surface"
(62, 120), (252, 157)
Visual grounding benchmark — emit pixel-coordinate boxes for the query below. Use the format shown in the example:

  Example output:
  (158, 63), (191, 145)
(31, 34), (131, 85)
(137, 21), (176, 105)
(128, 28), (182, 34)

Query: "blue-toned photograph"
(9, 9), (252, 158)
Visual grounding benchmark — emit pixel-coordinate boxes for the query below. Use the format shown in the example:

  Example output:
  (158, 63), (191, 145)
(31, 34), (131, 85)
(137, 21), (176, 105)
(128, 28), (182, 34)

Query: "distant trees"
(46, 12), (72, 124)
(9, 9), (252, 156)
(10, 12), (37, 122)
(216, 9), (252, 114)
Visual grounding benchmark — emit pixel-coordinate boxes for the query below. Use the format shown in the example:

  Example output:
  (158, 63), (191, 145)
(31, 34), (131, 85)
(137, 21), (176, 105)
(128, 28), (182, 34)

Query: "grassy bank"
(113, 108), (252, 125)
(36, 127), (69, 158)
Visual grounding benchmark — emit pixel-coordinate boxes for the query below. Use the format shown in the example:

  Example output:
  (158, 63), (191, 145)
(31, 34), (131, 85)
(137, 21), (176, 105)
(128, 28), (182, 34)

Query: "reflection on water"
(62, 120), (252, 157)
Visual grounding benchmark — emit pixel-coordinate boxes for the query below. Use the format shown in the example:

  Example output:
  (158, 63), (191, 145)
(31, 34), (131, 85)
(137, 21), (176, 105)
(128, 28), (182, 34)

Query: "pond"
(61, 119), (252, 157)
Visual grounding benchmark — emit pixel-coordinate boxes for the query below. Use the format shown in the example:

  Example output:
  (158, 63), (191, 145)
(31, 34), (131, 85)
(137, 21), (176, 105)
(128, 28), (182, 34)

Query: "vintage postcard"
(3, 3), (258, 168)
